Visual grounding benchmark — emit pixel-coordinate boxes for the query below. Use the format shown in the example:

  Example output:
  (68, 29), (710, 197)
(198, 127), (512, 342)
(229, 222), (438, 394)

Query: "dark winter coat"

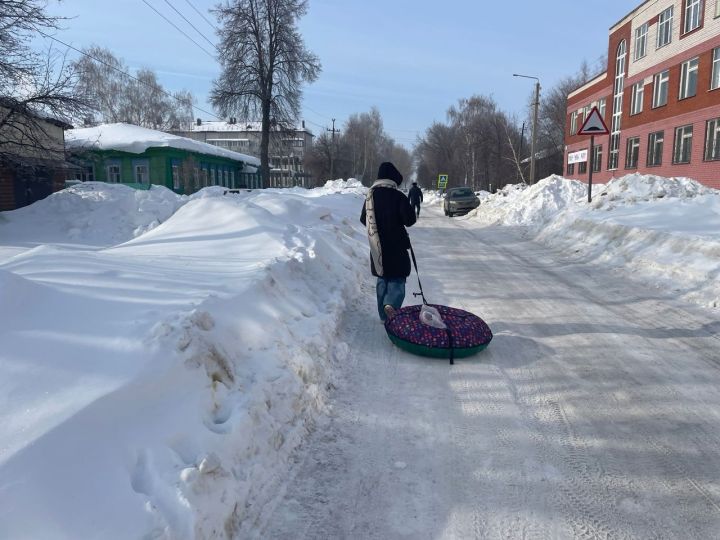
(360, 186), (417, 278)
(408, 185), (423, 205)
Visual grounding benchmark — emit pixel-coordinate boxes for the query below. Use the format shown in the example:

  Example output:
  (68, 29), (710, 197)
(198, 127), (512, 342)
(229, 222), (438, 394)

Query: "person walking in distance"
(408, 181), (423, 217)
(360, 162), (417, 322)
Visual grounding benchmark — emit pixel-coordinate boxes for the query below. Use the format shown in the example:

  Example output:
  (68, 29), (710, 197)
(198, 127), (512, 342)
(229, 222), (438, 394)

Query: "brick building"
(565, 0), (720, 189)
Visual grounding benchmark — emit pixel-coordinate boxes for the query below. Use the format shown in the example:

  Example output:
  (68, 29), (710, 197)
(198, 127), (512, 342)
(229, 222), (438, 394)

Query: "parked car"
(443, 187), (480, 216)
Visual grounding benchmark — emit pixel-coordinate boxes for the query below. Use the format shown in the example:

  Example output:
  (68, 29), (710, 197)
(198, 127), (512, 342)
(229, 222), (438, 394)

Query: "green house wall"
(74, 146), (261, 194)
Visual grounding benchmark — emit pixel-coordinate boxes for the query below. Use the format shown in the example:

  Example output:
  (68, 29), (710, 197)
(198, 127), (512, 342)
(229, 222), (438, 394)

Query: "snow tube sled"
(384, 304), (492, 364)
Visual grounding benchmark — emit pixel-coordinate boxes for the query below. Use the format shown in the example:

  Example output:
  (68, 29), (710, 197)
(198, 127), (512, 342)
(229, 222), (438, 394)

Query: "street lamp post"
(513, 74), (541, 184)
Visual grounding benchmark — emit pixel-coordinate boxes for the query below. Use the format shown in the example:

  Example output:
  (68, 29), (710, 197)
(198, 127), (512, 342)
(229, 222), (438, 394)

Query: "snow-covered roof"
(192, 120), (313, 136)
(66, 123), (261, 166)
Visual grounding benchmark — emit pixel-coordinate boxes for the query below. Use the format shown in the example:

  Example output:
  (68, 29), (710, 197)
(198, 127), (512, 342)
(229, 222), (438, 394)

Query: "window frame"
(570, 111), (578, 135)
(578, 160), (587, 174)
(105, 160), (121, 183)
(683, 0), (703, 34)
(592, 145), (603, 173)
(653, 70), (670, 107)
(716, 0), (720, 17)
(657, 6), (674, 48)
(634, 23), (648, 60)
(673, 124), (694, 164)
(625, 137), (641, 169)
(679, 57), (699, 99)
(630, 82), (644, 115)
(132, 160), (149, 184)
(705, 118), (720, 161)
(567, 162), (575, 176)
(712, 47), (720, 90)
(647, 131), (665, 167)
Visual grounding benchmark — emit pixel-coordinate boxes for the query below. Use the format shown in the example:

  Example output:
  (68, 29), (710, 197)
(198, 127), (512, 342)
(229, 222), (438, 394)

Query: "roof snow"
(66, 123), (261, 166)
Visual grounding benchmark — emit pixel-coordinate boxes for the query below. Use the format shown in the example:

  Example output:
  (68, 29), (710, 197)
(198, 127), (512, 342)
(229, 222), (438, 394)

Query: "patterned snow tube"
(384, 304), (492, 363)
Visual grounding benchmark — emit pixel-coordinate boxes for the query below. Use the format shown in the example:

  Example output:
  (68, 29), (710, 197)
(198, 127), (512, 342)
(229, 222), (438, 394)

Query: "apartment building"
(175, 119), (315, 187)
(565, 0), (720, 189)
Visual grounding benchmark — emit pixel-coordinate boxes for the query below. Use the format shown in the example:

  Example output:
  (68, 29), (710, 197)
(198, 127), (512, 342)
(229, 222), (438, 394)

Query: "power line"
(36, 30), (223, 121)
(161, 0), (216, 50)
(140, 0), (216, 59)
(184, 0), (218, 31)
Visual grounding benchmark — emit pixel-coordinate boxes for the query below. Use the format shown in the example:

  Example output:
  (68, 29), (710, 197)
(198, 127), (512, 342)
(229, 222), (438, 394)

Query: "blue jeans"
(376, 277), (406, 321)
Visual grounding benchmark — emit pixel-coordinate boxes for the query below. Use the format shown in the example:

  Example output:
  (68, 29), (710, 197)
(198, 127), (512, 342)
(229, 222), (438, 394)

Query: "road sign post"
(576, 106), (610, 203)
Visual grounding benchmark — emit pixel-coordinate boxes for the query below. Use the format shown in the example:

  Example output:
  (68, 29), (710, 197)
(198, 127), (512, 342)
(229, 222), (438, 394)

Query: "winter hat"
(377, 162), (403, 185)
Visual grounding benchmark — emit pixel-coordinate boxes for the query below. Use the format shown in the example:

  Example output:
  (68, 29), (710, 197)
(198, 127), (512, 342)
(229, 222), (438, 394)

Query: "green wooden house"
(65, 123), (261, 193)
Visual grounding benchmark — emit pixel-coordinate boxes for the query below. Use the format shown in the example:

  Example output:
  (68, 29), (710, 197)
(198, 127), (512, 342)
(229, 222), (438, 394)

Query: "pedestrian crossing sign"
(438, 174), (448, 188)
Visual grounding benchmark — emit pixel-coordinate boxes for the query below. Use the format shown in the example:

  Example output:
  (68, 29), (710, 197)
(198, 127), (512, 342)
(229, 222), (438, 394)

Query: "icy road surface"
(264, 204), (720, 539)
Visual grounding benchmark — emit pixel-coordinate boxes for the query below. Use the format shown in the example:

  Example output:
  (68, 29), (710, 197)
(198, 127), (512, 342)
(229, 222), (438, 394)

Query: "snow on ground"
(469, 173), (720, 309)
(0, 179), (367, 539)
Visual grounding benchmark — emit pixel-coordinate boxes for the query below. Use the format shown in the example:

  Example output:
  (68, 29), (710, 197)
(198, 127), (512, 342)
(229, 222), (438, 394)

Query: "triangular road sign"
(577, 106), (610, 136)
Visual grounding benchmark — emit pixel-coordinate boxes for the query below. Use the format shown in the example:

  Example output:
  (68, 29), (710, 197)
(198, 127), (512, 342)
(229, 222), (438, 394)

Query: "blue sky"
(41, 0), (636, 146)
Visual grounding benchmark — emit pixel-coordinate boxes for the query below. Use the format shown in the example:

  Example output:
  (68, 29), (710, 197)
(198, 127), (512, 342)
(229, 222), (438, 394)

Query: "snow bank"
(472, 174), (720, 309)
(0, 182), (368, 539)
(0, 182), (185, 253)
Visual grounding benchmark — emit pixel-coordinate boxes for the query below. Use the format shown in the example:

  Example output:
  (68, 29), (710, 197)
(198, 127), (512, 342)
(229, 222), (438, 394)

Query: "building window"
(716, 0), (720, 17)
(712, 47), (720, 90)
(74, 165), (95, 182)
(653, 70), (670, 107)
(172, 160), (180, 189)
(625, 137), (640, 169)
(609, 40), (627, 170)
(657, 6), (674, 47)
(210, 168), (216, 185)
(592, 145), (603, 173)
(634, 23), (648, 60)
(684, 0), (703, 33)
(705, 118), (720, 160)
(648, 131), (664, 166)
(567, 162), (575, 175)
(106, 162), (121, 183)
(598, 98), (607, 119)
(230, 170), (235, 187)
(224, 169), (229, 187)
(578, 161), (587, 174)
(133, 161), (149, 184)
(673, 125), (693, 164)
(570, 111), (578, 135)
(679, 57), (699, 99)
(630, 82), (644, 114)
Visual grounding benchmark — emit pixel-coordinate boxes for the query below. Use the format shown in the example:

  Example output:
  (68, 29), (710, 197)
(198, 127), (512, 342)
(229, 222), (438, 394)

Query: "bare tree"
(0, 1), (88, 164)
(211, 0), (321, 187)
(72, 46), (194, 130)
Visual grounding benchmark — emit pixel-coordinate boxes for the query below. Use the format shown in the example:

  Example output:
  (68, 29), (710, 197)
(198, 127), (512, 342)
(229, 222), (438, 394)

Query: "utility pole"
(327, 118), (338, 180)
(513, 74), (541, 184)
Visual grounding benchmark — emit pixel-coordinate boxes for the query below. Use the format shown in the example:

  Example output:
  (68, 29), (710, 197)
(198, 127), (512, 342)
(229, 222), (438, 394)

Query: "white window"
(653, 70), (670, 107)
(705, 118), (720, 160)
(592, 145), (603, 173)
(134, 162), (149, 184)
(106, 163), (121, 183)
(570, 111), (578, 135)
(631, 82), (644, 114)
(172, 164), (180, 190)
(648, 131), (664, 166)
(609, 40), (627, 170)
(684, 0), (702, 33)
(625, 137), (640, 169)
(716, 0), (720, 17)
(634, 23), (648, 60)
(679, 57), (699, 99)
(657, 6), (674, 47)
(598, 98), (607, 119)
(673, 125), (693, 164)
(712, 47), (720, 90)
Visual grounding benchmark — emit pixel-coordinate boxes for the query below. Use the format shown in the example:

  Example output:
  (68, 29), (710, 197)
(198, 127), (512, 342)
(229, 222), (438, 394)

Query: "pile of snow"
(472, 174), (720, 309)
(471, 175), (586, 229)
(0, 182), (185, 251)
(319, 177), (367, 195)
(422, 190), (444, 206)
(66, 123), (261, 166)
(0, 182), (368, 538)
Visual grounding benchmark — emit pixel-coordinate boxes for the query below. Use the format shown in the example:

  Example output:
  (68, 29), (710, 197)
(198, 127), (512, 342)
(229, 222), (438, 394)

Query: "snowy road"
(263, 204), (720, 539)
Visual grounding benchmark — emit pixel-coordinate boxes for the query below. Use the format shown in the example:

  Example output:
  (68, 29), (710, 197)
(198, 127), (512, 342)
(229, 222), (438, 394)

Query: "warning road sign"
(577, 106), (610, 136)
(438, 174), (448, 188)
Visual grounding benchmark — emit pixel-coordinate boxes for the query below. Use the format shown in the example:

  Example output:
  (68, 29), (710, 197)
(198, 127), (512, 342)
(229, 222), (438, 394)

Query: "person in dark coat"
(360, 162), (417, 321)
(408, 181), (423, 217)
